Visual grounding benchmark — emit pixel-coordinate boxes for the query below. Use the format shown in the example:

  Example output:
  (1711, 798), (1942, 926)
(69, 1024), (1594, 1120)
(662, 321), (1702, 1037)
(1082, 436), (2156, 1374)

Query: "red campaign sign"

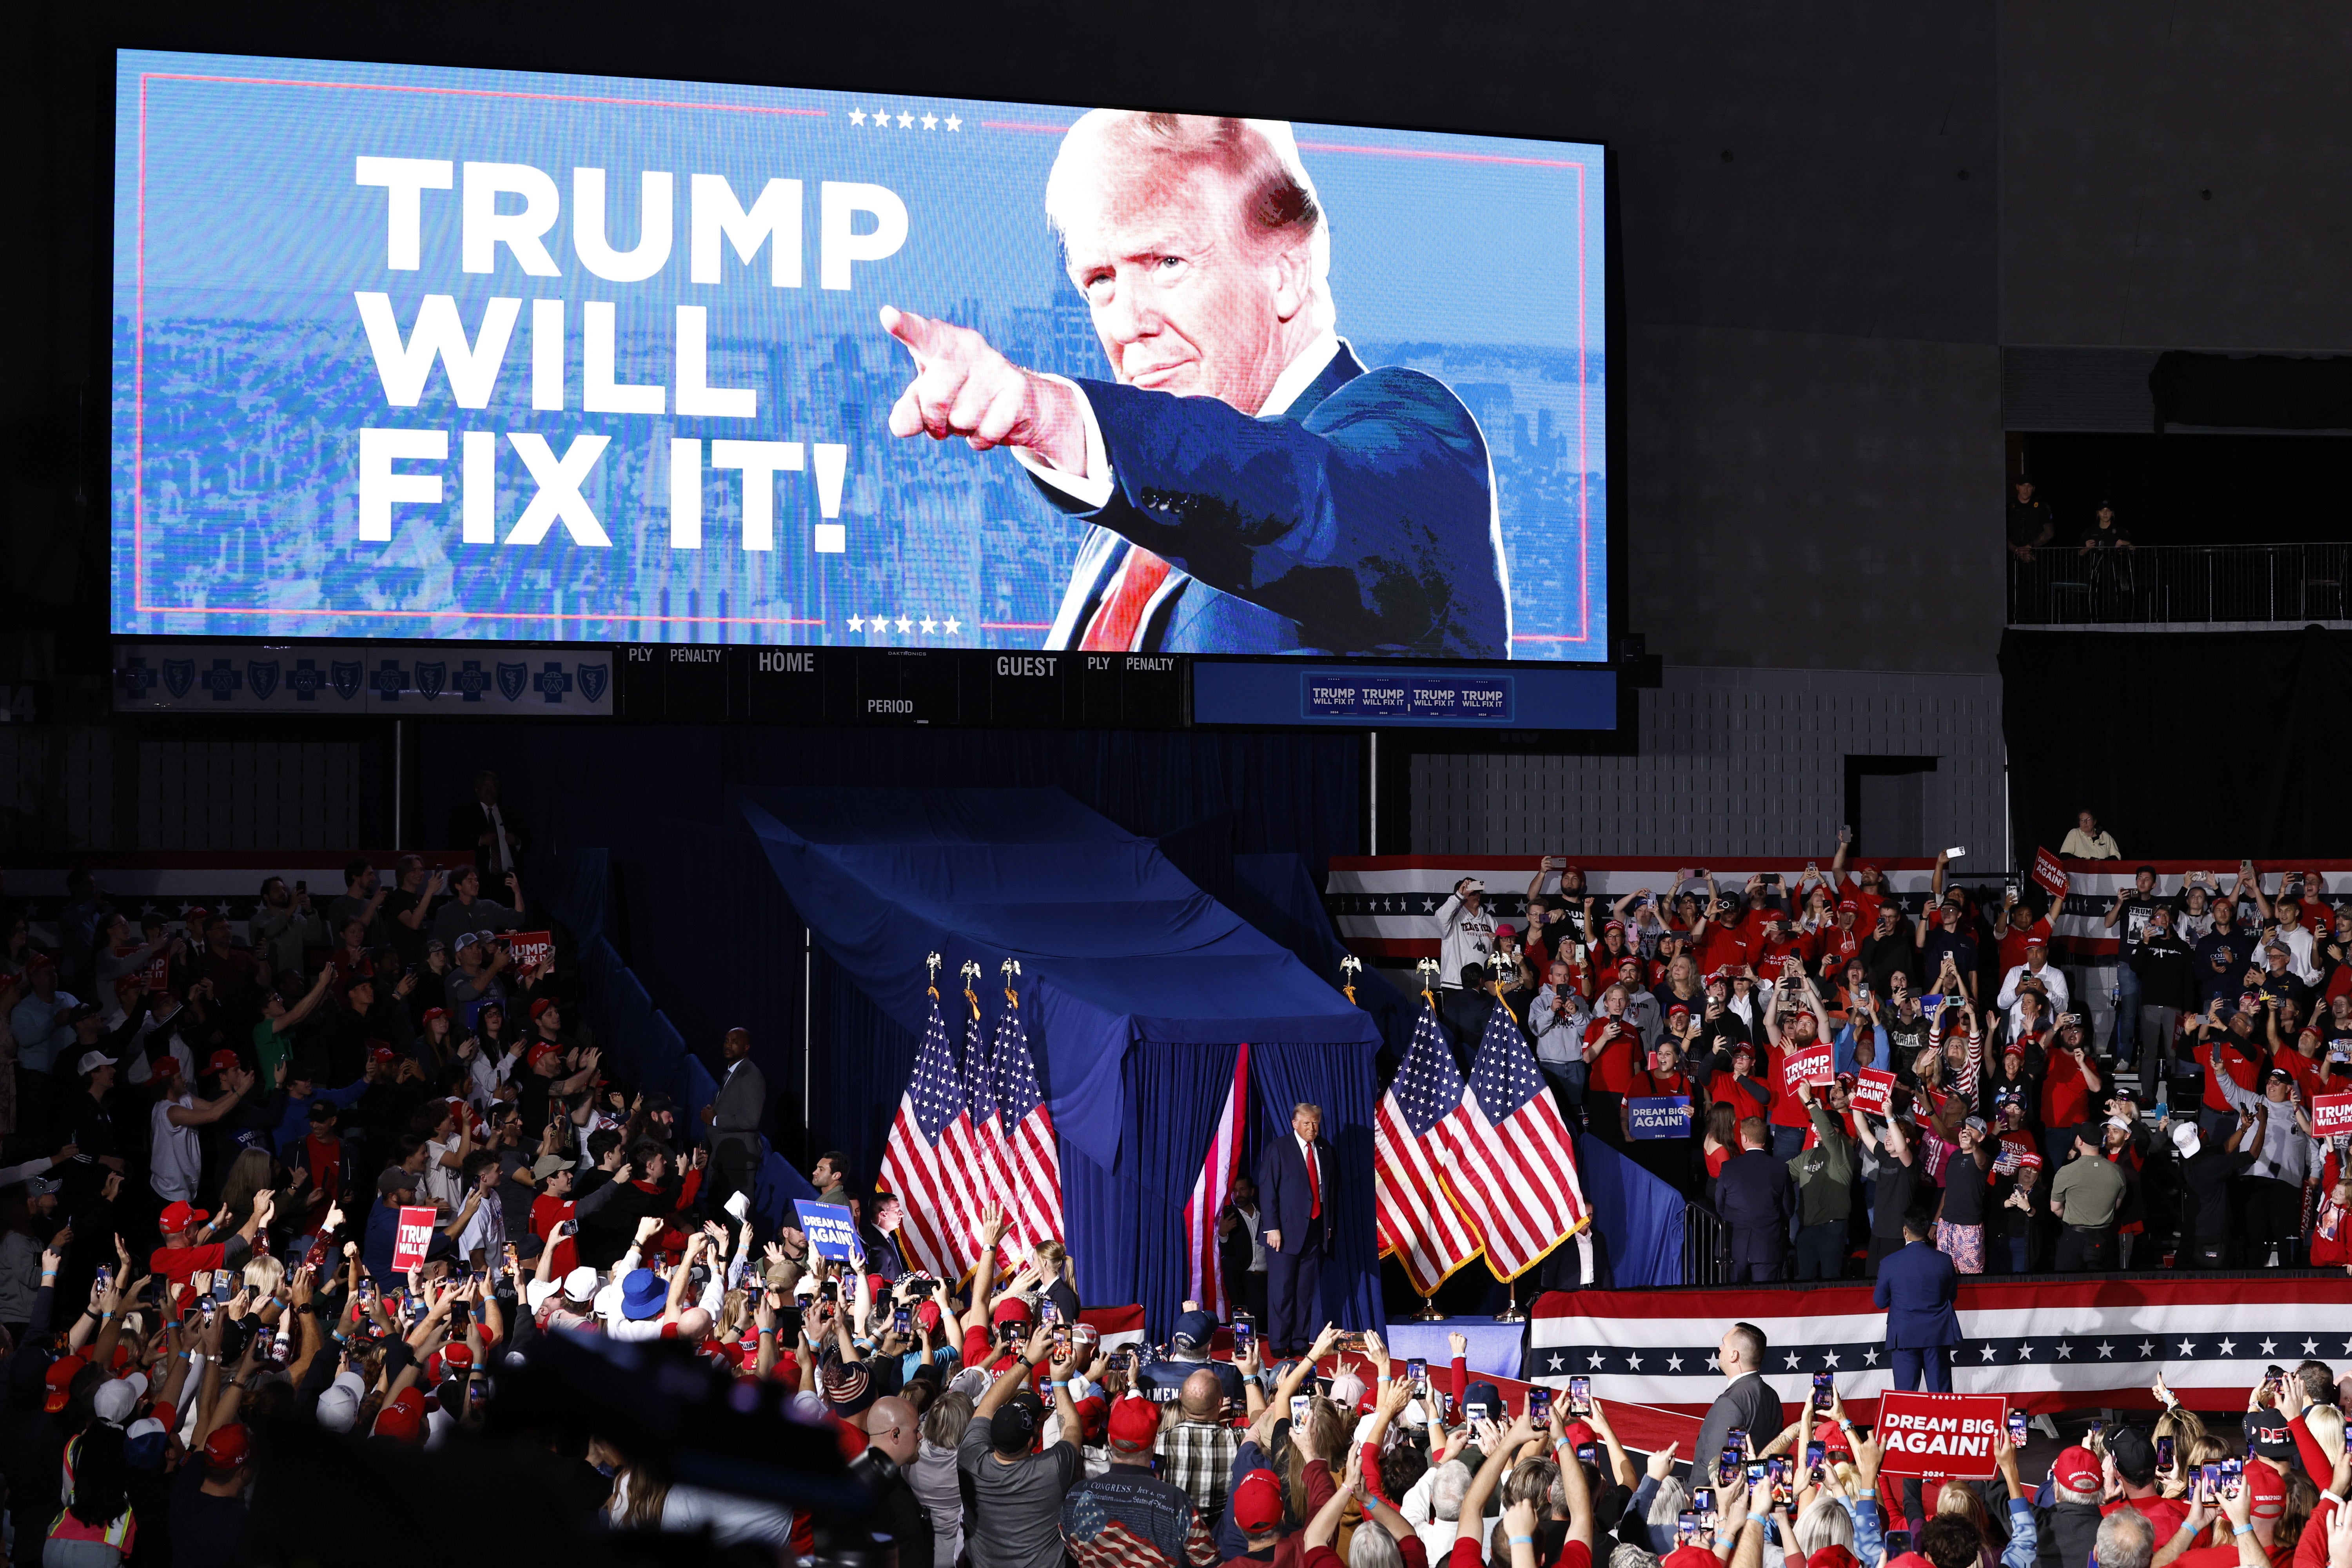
(1786, 1044), (1835, 1088)
(390, 1205), (438, 1272)
(505, 931), (554, 970)
(2032, 848), (2069, 898)
(1851, 1069), (1896, 1116)
(2313, 1093), (2352, 1138)
(1876, 1390), (2011, 1479)
(112, 944), (169, 995)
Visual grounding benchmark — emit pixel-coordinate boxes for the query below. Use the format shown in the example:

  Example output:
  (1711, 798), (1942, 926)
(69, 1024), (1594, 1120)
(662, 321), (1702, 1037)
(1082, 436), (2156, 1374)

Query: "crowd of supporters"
(1433, 844), (2349, 1278)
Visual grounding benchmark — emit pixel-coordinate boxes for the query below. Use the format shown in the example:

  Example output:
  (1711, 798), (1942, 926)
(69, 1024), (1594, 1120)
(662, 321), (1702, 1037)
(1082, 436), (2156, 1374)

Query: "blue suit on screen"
(1255, 1129), (1336, 1356)
(1874, 1237), (1962, 1392)
(1036, 343), (1511, 657)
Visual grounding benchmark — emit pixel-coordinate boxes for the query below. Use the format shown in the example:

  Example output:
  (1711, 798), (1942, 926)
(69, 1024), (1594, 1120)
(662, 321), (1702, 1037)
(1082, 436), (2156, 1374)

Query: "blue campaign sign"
(1626, 1096), (1693, 1140)
(111, 51), (1609, 658)
(793, 1200), (865, 1262)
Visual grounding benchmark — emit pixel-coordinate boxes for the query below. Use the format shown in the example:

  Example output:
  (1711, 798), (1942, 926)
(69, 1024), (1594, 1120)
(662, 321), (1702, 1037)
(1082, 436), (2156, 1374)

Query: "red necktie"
(1305, 1140), (1321, 1220)
(1079, 547), (1172, 652)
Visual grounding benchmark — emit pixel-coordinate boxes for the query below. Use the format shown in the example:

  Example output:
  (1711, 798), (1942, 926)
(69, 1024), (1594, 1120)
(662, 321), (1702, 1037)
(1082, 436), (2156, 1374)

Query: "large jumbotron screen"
(111, 51), (1609, 662)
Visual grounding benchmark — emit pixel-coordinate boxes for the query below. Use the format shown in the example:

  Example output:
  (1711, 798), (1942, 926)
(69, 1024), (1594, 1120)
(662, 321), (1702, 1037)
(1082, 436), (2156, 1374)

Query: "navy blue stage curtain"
(1247, 1041), (1385, 1334)
(809, 948), (920, 1186)
(1062, 1042), (1241, 1336)
(609, 814), (807, 1156)
(1558, 1134), (1684, 1289)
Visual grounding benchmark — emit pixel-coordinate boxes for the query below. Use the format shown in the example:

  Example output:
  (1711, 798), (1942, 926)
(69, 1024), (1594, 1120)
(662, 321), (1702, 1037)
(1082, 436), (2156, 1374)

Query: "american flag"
(940, 988), (992, 1271)
(993, 991), (1065, 1253)
(1449, 996), (1592, 1280)
(879, 989), (977, 1279)
(967, 987), (1010, 1250)
(1374, 1003), (1481, 1295)
(1183, 1044), (1249, 1316)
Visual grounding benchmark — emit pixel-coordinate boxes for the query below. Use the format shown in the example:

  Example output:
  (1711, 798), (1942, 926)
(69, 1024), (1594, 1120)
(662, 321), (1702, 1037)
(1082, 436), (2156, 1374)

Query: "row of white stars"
(845, 614), (963, 635)
(1542, 1333), (2345, 1375)
(846, 108), (962, 132)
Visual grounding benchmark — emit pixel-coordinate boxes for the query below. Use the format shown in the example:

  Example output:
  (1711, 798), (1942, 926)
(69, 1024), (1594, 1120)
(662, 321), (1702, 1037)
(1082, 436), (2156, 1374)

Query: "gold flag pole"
(926, 949), (942, 999)
(1341, 954), (1362, 1005)
(1411, 957), (1448, 1322)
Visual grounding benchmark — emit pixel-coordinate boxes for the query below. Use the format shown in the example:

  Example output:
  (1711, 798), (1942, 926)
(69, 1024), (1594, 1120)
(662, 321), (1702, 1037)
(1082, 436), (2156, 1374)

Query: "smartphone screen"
(894, 1308), (913, 1335)
(1677, 1514), (1705, 1547)
(1718, 1446), (1743, 1487)
(1040, 1300), (1059, 1325)
(1805, 1441), (1826, 1474)
(1232, 1321), (1254, 1354)
(1466, 1401), (1490, 1423)
(1568, 1375), (1592, 1416)
(1886, 1533), (1912, 1561)
(1728, 1429), (1749, 1460)
(1576, 1443), (1599, 1465)
(1290, 1394), (1310, 1426)
(2221, 1459), (2244, 1498)
(2199, 1464), (2220, 1503)
(1691, 1489), (1715, 1521)
(2007, 1409), (2029, 1446)
(1406, 1357), (1428, 1393)
(1527, 1387), (1553, 1425)
(1812, 1370), (1833, 1411)
(2155, 1435), (2176, 1472)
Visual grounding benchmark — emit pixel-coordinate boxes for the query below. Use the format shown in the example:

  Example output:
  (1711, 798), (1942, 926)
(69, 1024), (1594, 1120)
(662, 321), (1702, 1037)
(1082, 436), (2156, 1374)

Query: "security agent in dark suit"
(1254, 1101), (1336, 1357)
(1690, 1321), (1784, 1488)
(881, 112), (1509, 659)
(1873, 1210), (1962, 1392)
(1714, 1116), (1794, 1282)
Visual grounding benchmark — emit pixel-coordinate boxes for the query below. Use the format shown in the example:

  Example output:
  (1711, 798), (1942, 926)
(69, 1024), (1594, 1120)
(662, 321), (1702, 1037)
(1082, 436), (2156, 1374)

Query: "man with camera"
(428, 864), (527, 952)
(1435, 877), (1496, 993)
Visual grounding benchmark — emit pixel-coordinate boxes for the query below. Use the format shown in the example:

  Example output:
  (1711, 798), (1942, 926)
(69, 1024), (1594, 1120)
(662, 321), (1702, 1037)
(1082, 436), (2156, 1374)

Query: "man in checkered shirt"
(1150, 1364), (1241, 1522)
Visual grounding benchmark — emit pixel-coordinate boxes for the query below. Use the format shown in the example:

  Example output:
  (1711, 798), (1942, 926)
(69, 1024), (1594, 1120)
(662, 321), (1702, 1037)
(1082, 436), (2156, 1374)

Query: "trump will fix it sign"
(1875, 1391), (2009, 1479)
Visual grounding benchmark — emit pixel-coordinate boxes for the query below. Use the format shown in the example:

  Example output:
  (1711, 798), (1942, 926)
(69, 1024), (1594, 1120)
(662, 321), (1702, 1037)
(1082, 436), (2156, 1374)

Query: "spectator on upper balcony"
(383, 856), (449, 972)
(249, 876), (328, 980)
(2060, 809), (2120, 860)
(1434, 877), (1495, 993)
(2079, 500), (2133, 558)
(428, 865), (526, 952)
(450, 769), (525, 879)
(2007, 477), (2054, 563)
(327, 857), (391, 951)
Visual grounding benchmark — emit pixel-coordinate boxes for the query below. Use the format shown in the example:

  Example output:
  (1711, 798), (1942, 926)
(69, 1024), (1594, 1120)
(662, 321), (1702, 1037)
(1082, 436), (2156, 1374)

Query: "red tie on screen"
(1079, 547), (1172, 651)
(1306, 1141), (1321, 1219)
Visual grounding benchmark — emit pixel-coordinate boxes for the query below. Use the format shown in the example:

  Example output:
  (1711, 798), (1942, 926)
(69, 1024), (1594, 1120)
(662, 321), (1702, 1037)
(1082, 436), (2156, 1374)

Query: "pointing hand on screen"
(881, 306), (1089, 474)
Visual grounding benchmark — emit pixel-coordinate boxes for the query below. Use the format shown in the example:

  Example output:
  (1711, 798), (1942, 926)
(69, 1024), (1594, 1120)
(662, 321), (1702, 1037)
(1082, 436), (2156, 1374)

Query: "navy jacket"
(1255, 1132), (1336, 1257)
(1036, 343), (1509, 657)
(1714, 1149), (1793, 1264)
(1874, 1239), (1963, 1348)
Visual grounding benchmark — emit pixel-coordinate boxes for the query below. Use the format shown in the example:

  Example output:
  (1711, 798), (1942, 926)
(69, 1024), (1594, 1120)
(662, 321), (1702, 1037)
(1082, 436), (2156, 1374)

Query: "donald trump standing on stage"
(880, 111), (1510, 658)
(1255, 1100), (1336, 1356)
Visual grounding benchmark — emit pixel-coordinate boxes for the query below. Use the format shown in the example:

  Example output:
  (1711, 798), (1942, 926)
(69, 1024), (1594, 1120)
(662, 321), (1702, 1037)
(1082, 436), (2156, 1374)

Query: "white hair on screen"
(1044, 111), (1334, 321)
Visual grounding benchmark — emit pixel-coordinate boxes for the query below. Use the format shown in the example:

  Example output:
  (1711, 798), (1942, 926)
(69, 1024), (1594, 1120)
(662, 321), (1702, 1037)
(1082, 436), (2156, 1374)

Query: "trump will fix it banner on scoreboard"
(1526, 1278), (2352, 1417)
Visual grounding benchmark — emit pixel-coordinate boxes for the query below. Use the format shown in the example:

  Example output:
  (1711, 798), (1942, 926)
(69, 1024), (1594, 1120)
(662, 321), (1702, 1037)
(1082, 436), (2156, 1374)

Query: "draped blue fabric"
(1559, 1134), (1684, 1289)
(733, 786), (1381, 1335)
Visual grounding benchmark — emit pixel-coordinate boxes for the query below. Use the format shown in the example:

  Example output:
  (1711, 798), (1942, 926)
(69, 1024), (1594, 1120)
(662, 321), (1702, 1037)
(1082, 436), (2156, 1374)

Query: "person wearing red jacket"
(2040, 1036), (2102, 1170)
(1763, 975), (1834, 1162)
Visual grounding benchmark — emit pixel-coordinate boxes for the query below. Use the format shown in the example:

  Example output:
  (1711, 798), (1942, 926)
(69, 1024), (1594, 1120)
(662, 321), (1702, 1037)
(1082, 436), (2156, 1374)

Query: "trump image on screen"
(879, 111), (1511, 658)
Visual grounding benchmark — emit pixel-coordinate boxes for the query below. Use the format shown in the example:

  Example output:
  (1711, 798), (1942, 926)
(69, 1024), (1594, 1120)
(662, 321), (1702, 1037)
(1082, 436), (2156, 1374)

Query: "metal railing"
(2007, 541), (2352, 626)
(1682, 1201), (1731, 1286)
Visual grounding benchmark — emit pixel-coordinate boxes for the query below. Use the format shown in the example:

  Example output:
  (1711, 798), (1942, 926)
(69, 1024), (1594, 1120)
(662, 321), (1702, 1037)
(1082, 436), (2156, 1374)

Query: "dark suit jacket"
(1873, 1239), (1963, 1348)
(1256, 1132), (1336, 1257)
(1035, 343), (1508, 657)
(1714, 1148), (1793, 1264)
